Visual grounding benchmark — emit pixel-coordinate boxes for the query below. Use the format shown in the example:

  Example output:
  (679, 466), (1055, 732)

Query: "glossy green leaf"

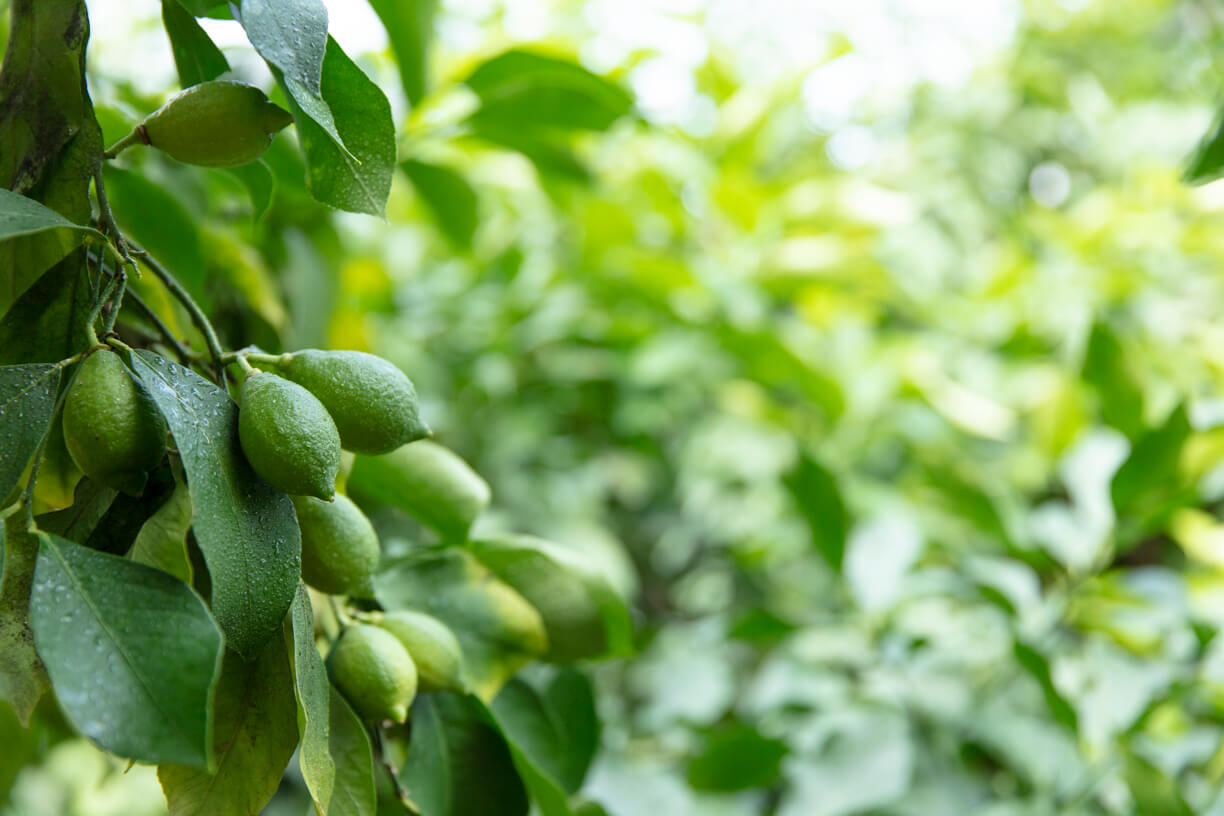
(29, 414), (84, 515)
(784, 452), (847, 572)
(28, 532), (222, 765)
(286, 37), (395, 216)
(686, 724), (787, 792)
(131, 350), (301, 658)
(327, 686), (377, 816)
(103, 166), (207, 303)
(365, 0), (436, 105)
(223, 160), (277, 223)
(159, 639), (299, 814)
(0, 189), (107, 316)
(0, 516), (48, 725)
(284, 584), (336, 815)
(128, 477), (193, 583)
(375, 549), (547, 700)
(240, 0), (326, 95)
(0, 364), (60, 507)
(401, 691), (529, 816)
(401, 159), (477, 250)
(160, 0), (229, 88)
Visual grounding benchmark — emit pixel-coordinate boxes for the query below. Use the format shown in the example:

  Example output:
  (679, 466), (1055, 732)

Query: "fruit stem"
(102, 126), (147, 160)
(328, 595), (356, 627)
(132, 242), (227, 385)
(83, 273), (121, 345)
(245, 352), (286, 368)
(234, 354), (256, 378)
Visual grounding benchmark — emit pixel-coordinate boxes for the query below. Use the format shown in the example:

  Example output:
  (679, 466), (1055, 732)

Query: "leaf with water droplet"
(0, 363), (60, 507)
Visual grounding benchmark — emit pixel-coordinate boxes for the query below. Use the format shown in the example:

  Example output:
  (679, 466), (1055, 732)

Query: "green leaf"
(1184, 105), (1224, 185)
(783, 452), (847, 572)
(466, 125), (591, 183)
(103, 166), (207, 303)
(365, 0), (436, 105)
(400, 691), (529, 816)
(28, 532), (223, 765)
(286, 37), (395, 216)
(0, 364), (60, 507)
(1124, 752), (1194, 816)
(469, 534), (633, 662)
(129, 476), (193, 584)
(223, 160), (277, 223)
(489, 668), (600, 795)
(0, 256), (94, 366)
(29, 414), (84, 515)
(463, 50), (633, 134)
(1111, 404), (1193, 546)
(131, 350), (301, 658)
(1082, 322), (1144, 441)
(1013, 639), (1078, 732)
(81, 464), (176, 556)
(327, 686), (377, 816)
(686, 724), (788, 793)
(284, 585), (335, 815)
(35, 478), (118, 543)
(400, 159), (477, 250)
(159, 639), (299, 815)
(173, 0), (233, 18)
(240, 0), (327, 95)
(0, 189), (107, 317)
(375, 549), (547, 700)
(0, 516), (49, 725)
(161, 0), (230, 88)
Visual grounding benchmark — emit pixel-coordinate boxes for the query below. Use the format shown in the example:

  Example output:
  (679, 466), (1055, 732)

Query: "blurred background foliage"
(11, 0), (1224, 813)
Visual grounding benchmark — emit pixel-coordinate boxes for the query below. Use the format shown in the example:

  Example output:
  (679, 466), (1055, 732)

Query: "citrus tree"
(0, 2), (635, 814)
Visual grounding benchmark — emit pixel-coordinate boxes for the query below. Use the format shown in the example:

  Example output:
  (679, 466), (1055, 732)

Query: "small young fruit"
(328, 624), (418, 723)
(347, 440), (490, 541)
(378, 610), (465, 692)
(62, 349), (166, 496)
(275, 350), (429, 455)
(134, 80), (293, 168)
(292, 494), (380, 598)
(238, 371), (341, 500)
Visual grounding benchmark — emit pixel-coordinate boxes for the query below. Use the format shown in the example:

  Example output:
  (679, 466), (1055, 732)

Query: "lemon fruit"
(274, 350), (428, 455)
(328, 624), (418, 723)
(378, 610), (465, 692)
(238, 371), (341, 500)
(292, 494), (380, 598)
(62, 349), (166, 496)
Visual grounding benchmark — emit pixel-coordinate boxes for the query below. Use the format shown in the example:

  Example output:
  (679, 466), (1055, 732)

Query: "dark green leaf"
(173, 0), (233, 18)
(1184, 105), (1224, 185)
(463, 50), (633, 133)
(1082, 322), (1144, 441)
(783, 452), (847, 572)
(0, 189), (107, 316)
(1124, 752), (1193, 816)
(0, 255), (94, 366)
(286, 37), (395, 215)
(161, 0), (230, 88)
(401, 159), (478, 250)
(131, 350), (301, 658)
(401, 691), (529, 816)
(285, 584), (335, 814)
(375, 549), (547, 700)
(327, 686), (377, 816)
(129, 477), (193, 583)
(365, 0), (436, 105)
(0, 516), (48, 725)
(223, 160), (276, 223)
(1013, 639), (1078, 732)
(29, 532), (222, 765)
(35, 478), (118, 543)
(686, 724), (788, 792)
(0, 364), (60, 506)
(159, 639), (299, 814)
(1111, 404), (1193, 546)
(103, 166), (207, 303)
(82, 463), (176, 556)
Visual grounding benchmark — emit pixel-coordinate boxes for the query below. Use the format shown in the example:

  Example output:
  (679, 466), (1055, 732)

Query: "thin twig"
(129, 243), (226, 385)
(122, 289), (192, 364)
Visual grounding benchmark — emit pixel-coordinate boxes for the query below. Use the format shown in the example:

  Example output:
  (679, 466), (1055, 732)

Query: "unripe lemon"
(275, 350), (429, 455)
(291, 493), (380, 598)
(328, 624), (418, 723)
(238, 371), (340, 500)
(378, 610), (465, 692)
(348, 440), (490, 541)
(62, 349), (166, 496)
(134, 80), (292, 168)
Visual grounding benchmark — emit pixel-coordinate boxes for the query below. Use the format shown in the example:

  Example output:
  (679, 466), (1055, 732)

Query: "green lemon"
(378, 610), (465, 692)
(274, 349), (429, 455)
(132, 80), (293, 168)
(347, 440), (490, 540)
(62, 349), (166, 496)
(238, 371), (341, 500)
(291, 493), (380, 598)
(328, 624), (418, 723)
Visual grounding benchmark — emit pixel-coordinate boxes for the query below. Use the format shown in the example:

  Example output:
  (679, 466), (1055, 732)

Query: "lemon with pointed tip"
(120, 80), (293, 168)
(378, 610), (465, 692)
(292, 494), (380, 598)
(62, 349), (166, 496)
(328, 624), (418, 723)
(238, 371), (340, 500)
(273, 349), (429, 455)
